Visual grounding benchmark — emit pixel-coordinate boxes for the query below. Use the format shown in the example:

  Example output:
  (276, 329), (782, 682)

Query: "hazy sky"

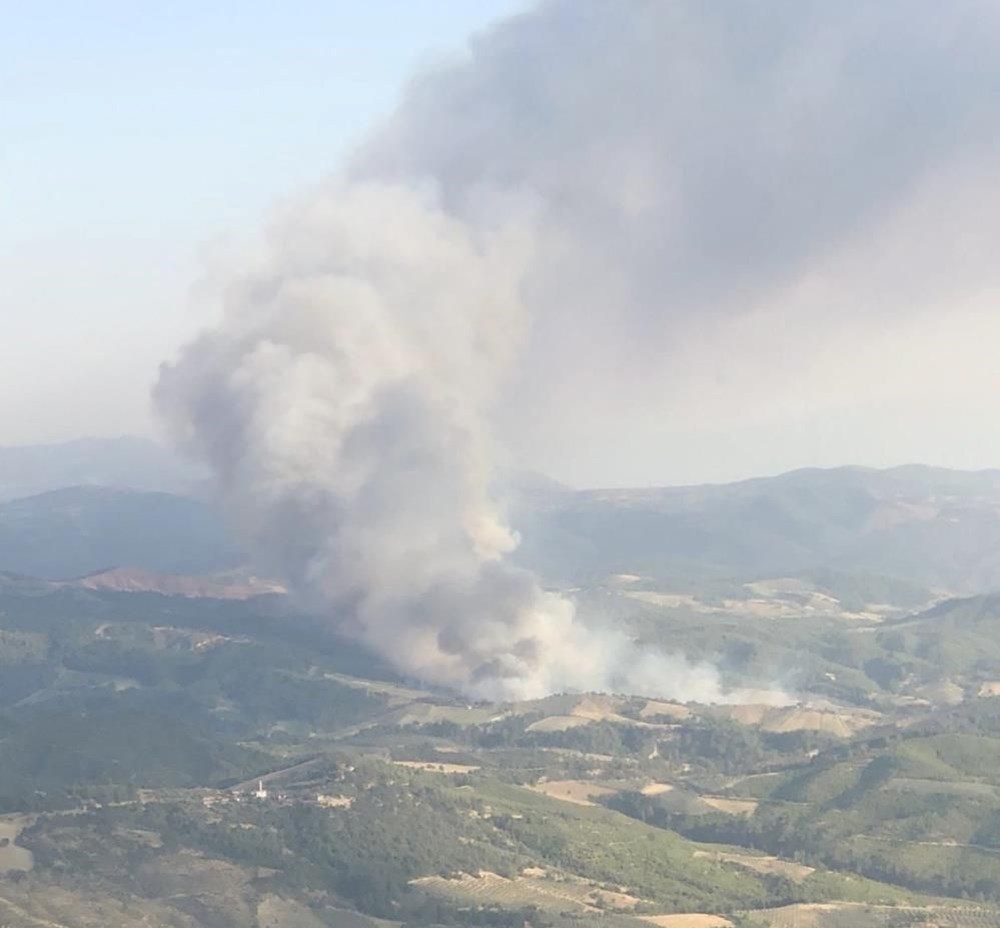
(2, 1), (522, 454)
(6, 1), (1000, 487)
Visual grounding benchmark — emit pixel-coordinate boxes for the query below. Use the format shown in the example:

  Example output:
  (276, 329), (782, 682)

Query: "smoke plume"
(154, 178), (725, 700)
(156, 0), (1000, 700)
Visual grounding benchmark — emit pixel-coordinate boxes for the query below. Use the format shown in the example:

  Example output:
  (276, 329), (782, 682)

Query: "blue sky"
(2, 1), (523, 446)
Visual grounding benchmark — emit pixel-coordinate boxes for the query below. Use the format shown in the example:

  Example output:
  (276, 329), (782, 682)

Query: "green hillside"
(0, 486), (241, 578)
(1, 583), (1000, 926)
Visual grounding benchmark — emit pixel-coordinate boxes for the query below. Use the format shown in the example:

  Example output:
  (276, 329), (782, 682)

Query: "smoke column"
(156, 0), (1000, 700)
(154, 179), (725, 700)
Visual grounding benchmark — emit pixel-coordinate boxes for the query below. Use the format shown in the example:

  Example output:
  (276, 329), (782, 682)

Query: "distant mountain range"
(0, 565), (284, 599)
(0, 435), (198, 501)
(511, 464), (1000, 594)
(2, 439), (1000, 595)
(0, 485), (241, 579)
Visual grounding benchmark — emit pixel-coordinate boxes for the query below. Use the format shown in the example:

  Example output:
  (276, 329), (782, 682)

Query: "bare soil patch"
(526, 715), (593, 733)
(639, 700), (692, 721)
(393, 761), (480, 774)
(0, 816), (34, 873)
(700, 796), (758, 815)
(639, 916), (733, 928)
(694, 850), (813, 882)
(412, 871), (641, 914)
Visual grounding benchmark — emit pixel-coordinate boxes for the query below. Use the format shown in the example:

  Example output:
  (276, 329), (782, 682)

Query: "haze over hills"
(3, 440), (1000, 600)
(516, 464), (1000, 595)
(0, 436), (198, 501)
(0, 485), (241, 579)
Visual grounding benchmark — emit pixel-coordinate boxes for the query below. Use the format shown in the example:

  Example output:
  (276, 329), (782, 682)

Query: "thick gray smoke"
(155, 181), (727, 700)
(156, 0), (1000, 700)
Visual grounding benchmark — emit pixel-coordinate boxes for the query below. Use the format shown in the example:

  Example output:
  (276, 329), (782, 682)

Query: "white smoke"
(156, 0), (1000, 700)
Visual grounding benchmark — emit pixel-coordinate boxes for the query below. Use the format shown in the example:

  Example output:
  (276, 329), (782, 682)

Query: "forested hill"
(512, 464), (1000, 592)
(0, 486), (241, 579)
(3, 447), (1000, 597)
